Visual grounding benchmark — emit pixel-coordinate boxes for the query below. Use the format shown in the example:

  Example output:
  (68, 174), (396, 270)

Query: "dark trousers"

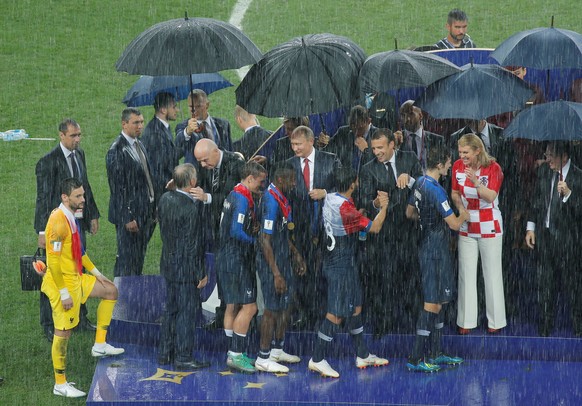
(365, 236), (420, 334)
(536, 228), (582, 334)
(114, 218), (155, 277)
(158, 280), (201, 362)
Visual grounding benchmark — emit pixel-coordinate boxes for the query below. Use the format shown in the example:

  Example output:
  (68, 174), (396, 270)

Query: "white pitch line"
(229, 0), (254, 80)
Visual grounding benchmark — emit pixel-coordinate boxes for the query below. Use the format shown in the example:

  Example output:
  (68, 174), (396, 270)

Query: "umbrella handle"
(247, 123), (284, 163)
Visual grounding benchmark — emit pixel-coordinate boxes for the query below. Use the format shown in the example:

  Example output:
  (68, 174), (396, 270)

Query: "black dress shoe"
(77, 318), (97, 331)
(174, 359), (210, 370)
(43, 326), (54, 343)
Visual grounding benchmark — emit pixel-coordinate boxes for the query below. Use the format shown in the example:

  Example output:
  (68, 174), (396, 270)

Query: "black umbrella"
(235, 33), (366, 118)
(415, 62), (535, 119)
(490, 21), (582, 69)
(115, 15), (262, 76)
(504, 101), (582, 141)
(358, 49), (461, 94)
(122, 73), (232, 107)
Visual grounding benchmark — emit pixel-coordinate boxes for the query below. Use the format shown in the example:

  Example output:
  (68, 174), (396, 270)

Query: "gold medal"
(287, 222), (295, 231)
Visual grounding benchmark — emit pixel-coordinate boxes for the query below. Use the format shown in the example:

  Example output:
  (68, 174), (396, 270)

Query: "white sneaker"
(308, 358), (339, 378)
(255, 357), (289, 373)
(91, 343), (125, 357)
(53, 382), (86, 398)
(270, 349), (301, 363)
(356, 353), (389, 369)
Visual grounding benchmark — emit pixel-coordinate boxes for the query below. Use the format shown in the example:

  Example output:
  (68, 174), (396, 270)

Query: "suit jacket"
(527, 162), (582, 245)
(287, 150), (341, 244)
(358, 150), (422, 241)
(106, 134), (154, 227)
(232, 125), (274, 160)
(175, 115), (233, 164)
(35, 145), (99, 233)
(140, 116), (178, 206)
(158, 190), (206, 283)
(197, 150), (245, 236)
(273, 136), (294, 164)
(399, 129), (444, 170)
(326, 125), (376, 172)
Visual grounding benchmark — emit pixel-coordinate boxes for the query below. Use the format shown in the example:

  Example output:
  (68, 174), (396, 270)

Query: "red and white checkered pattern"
(452, 160), (504, 238)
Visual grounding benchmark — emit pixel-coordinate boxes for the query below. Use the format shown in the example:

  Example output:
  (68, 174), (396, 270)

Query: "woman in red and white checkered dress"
(451, 134), (507, 334)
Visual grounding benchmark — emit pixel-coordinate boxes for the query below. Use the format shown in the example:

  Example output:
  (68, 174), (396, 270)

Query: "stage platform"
(86, 275), (582, 405)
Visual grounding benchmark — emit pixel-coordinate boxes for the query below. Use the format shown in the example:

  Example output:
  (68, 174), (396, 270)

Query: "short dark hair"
(153, 92), (175, 112)
(426, 143), (451, 169)
(240, 161), (267, 180)
(58, 118), (79, 134)
(448, 9), (468, 24)
(61, 177), (83, 196)
(546, 141), (570, 158)
(348, 105), (369, 126)
(371, 127), (395, 143)
(334, 166), (357, 193)
(272, 161), (295, 181)
(122, 107), (141, 122)
(173, 163), (197, 189)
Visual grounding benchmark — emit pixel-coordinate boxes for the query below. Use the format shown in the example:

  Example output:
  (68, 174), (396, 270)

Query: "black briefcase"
(20, 248), (45, 291)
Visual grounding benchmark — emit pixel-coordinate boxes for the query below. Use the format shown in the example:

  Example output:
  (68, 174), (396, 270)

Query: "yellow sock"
(52, 335), (68, 385)
(95, 299), (116, 344)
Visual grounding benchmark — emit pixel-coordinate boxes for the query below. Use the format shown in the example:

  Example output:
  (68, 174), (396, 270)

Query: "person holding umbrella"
(175, 89), (233, 164)
(451, 134), (506, 335)
(525, 141), (582, 337)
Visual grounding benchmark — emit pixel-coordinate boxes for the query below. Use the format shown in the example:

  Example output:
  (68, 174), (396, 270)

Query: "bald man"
(394, 100), (444, 173)
(193, 139), (245, 328)
(232, 105), (274, 162)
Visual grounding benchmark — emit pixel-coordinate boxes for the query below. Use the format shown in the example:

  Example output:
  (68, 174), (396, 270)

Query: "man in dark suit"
(359, 129), (423, 335)
(192, 138), (245, 327)
(106, 108), (156, 277)
(157, 163), (210, 370)
(325, 105), (376, 173)
(525, 142), (582, 337)
(35, 118), (99, 341)
(140, 92), (179, 209)
(287, 125), (341, 328)
(273, 116), (310, 164)
(395, 100), (445, 173)
(175, 89), (233, 165)
(233, 105), (274, 162)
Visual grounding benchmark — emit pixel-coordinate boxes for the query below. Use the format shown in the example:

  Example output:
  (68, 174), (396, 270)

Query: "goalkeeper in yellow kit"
(41, 178), (124, 398)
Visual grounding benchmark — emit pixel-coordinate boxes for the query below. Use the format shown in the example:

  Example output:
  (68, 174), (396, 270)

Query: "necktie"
(410, 133), (419, 157)
(548, 172), (560, 228)
(135, 141), (155, 202)
(385, 161), (396, 184)
(70, 151), (80, 179)
(212, 167), (220, 192)
(205, 120), (215, 143)
(303, 158), (310, 191)
(478, 132), (491, 153)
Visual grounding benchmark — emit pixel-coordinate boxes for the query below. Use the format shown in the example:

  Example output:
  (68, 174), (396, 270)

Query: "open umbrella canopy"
(122, 73), (232, 107)
(358, 49), (461, 94)
(491, 26), (582, 70)
(504, 101), (582, 141)
(115, 16), (262, 76)
(236, 33), (366, 117)
(415, 63), (535, 119)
